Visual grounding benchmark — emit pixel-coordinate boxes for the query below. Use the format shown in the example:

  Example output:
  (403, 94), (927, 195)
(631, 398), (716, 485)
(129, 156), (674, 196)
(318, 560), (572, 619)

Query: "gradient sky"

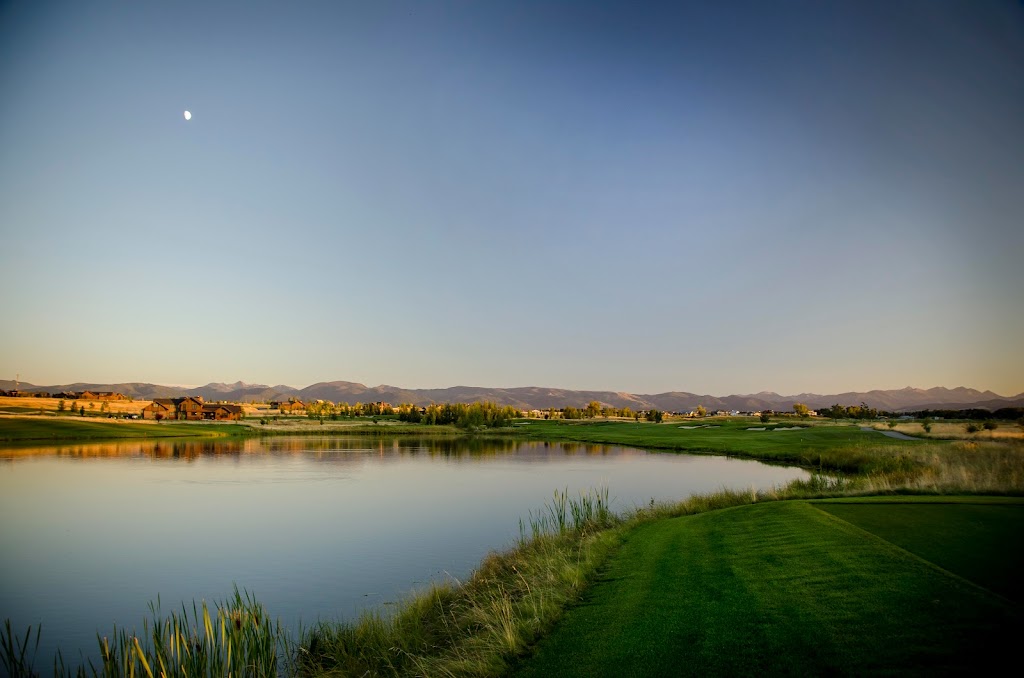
(1, 0), (1022, 396)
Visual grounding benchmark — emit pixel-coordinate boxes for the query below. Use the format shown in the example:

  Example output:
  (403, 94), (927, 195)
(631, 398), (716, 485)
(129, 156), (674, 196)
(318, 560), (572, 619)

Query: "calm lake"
(0, 435), (809, 666)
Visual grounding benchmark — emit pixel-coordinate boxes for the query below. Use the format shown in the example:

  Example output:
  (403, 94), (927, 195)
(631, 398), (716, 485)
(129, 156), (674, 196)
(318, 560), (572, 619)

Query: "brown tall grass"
(0, 397), (149, 415)
(870, 420), (1024, 441)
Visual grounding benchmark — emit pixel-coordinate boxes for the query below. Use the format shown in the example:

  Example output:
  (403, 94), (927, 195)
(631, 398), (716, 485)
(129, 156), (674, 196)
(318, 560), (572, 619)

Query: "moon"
(183, 110), (192, 121)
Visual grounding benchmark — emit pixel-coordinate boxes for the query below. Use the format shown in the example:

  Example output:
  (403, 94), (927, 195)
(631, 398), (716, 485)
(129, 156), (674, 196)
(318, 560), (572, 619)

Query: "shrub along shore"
(2, 418), (1023, 676)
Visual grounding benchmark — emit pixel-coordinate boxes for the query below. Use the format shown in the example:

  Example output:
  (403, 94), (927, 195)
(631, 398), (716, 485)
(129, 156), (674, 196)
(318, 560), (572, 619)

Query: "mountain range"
(2, 380), (1022, 413)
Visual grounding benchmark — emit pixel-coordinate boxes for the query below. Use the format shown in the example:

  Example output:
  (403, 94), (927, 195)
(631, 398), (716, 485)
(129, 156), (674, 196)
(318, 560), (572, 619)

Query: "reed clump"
(2, 588), (281, 678)
(294, 488), (620, 677)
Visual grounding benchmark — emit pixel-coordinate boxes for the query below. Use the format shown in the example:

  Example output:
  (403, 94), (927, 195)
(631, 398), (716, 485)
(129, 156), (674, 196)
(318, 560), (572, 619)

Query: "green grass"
(0, 417), (250, 442)
(509, 419), (933, 474)
(814, 498), (1024, 601)
(515, 498), (1023, 677)
(293, 488), (622, 677)
(4, 418), (1022, 676)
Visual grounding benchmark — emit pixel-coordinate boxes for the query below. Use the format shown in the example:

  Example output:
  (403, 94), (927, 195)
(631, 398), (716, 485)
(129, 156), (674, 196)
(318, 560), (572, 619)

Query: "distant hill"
(5, 380), (1022, 413)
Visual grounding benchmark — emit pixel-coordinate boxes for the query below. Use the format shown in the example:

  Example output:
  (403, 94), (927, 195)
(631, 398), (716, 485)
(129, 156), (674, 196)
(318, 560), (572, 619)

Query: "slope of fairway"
(814, 498), (1024, 602)
(514, 500), (1022, 676)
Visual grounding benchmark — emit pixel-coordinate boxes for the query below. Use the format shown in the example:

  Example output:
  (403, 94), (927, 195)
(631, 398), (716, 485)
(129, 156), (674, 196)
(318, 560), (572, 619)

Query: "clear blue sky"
(1, 1), (1022, 396)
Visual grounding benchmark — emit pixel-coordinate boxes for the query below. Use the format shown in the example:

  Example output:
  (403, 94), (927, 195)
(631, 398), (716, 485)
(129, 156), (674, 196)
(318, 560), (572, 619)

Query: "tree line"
(302, 400), (520, 429)
(907, 407), (1024, 422)
(398, 402), (521, 429)
(820, 403), (1024, 423)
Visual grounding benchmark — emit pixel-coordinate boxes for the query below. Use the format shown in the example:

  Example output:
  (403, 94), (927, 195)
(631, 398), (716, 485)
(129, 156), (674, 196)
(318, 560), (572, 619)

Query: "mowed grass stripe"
(813, 500), (1024, 602)
(514, 501), (1021, 677)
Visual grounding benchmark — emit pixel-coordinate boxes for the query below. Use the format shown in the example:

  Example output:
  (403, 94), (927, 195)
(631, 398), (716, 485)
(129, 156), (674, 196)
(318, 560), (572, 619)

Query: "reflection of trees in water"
(4, 436), (631, 462)
(152, 440), (246, 460)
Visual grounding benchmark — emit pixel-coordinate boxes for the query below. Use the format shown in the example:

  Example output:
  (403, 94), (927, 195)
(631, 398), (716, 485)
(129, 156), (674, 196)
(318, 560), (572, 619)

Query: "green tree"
(759, 412), (770, 424)
(57, 399), (65, 413)
(563, 406), (583, 420)
(645, 409), (664, 423)
(793, 403), (810, 418)
(695, 405), (707, 418)
(584, 401), (602, 419)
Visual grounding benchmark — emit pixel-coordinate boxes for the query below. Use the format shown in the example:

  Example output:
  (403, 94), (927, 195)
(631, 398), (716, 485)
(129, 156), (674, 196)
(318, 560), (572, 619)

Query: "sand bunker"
(861, 426), (918, 441)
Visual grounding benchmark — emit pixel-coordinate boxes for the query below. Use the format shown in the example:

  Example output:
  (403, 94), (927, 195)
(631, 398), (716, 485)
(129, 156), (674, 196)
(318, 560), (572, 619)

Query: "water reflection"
(1, 436), (664, 462)
(0, 435), (809, 668)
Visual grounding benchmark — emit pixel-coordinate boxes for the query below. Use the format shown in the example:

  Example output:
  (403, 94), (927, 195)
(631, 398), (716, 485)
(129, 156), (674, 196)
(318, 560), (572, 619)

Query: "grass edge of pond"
(3, 423), (1023, 676)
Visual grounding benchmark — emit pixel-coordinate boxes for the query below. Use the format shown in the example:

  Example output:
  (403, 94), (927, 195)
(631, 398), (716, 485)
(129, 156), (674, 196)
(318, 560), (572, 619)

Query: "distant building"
(78, 391), (129, 401)
(202, 403), (244, 421)
(142, 399), (178, 420)
(141, 396), (239, 421)
(177, 396), (205, 420)
(273, 399), (305, 414)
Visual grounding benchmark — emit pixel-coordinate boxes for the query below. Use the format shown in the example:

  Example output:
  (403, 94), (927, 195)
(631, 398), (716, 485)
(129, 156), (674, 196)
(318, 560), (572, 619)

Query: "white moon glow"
(184, 110), (192, 121)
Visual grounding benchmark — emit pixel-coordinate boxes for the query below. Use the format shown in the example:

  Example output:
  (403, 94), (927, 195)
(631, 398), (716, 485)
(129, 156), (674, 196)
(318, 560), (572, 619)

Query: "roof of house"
(203, 404), (243, 413)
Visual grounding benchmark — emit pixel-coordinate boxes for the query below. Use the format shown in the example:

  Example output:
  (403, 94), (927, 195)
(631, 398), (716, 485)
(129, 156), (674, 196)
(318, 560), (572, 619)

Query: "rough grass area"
(511, 419), (943, 475)
(0, 396), (148, 415)
(869, 420), (1024, 441)
(293, 489), (621, 677)
(514, 498), (1024, 677)
(0, 417), (249, 442)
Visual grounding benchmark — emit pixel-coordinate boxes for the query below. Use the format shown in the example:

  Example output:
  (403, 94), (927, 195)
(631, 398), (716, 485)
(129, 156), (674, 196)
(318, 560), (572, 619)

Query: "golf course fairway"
(514, 497), (1023, 676)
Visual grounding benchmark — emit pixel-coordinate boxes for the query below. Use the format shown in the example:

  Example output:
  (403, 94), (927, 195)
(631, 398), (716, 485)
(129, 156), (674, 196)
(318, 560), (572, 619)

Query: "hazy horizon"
(2, 1), (1022, 396)
(4, 374), (1020, 399)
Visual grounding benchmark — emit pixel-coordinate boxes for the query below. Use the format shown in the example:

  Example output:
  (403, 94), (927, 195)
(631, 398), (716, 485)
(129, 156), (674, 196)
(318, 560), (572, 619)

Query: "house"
(202, 403), (244, 421)
(142, 399), (178, 420)
(141, 396), (207, 421)
(177, 396), (205, 420)
(78, 391), (128, 401)
(273, 400), (305, 414)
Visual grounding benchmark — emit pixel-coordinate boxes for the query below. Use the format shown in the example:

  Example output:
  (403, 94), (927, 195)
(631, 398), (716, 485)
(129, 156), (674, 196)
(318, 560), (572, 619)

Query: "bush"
(965, 422), (981, 433)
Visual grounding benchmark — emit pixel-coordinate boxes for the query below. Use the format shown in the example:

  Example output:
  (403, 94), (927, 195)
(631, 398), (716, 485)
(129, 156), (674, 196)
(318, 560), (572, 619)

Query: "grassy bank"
(515, 497), (1024, 676)
(509, 419), (951, 475)
(243, 420), (464, 437)
(4, 421), (1023, 676)
(5, 477), (1023, 676)
(0, 416), (251, 443)
(282, 431), (1024, 676)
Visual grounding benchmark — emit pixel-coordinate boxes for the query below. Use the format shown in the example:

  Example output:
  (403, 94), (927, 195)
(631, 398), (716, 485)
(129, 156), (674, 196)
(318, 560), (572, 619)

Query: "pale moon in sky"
(183, 110), (192, 121)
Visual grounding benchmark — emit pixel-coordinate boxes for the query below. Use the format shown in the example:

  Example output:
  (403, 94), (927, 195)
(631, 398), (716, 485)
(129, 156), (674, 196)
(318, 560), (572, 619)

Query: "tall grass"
(5, 440), (1023, 677)
(1, 620), (42, 678)
(519, 487), (613, 542)
(295, 488), (621, 677)
(2, 588), (282, 678)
